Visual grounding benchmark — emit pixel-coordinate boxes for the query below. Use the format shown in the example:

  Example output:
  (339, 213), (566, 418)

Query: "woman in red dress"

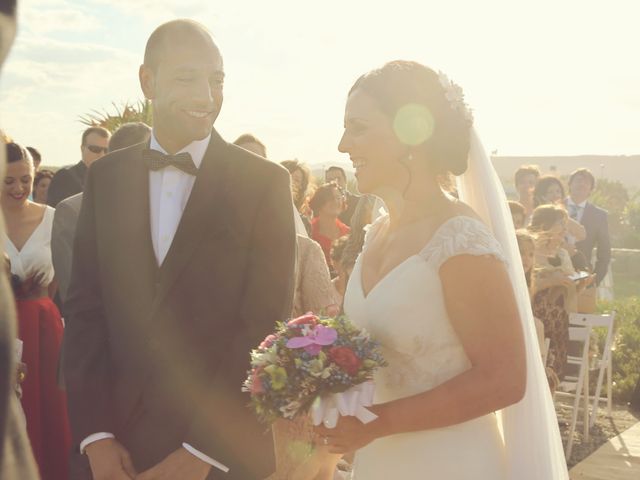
(2, 142), (70, 480)
(309, 182), (350, 274)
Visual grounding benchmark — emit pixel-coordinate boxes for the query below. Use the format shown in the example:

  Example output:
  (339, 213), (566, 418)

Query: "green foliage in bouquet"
(243, 313), (387, 424)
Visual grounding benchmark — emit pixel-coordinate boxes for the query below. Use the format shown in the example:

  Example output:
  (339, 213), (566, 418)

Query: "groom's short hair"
(144, 19), (216, 72)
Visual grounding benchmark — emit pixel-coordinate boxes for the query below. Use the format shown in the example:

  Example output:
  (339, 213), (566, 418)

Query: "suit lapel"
(581, 203), (595, 229)
(151, 131), (230, 314)
(119, 144), (158, 310)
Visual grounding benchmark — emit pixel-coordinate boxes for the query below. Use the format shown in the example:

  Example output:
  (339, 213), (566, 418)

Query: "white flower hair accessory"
(438, 71), (474, 124)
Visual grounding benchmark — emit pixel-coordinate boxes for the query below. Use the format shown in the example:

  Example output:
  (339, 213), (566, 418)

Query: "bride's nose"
(338, 131), (350, 153)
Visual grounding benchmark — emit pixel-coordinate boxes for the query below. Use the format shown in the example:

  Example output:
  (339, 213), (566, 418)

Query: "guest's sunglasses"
(85, 145), (109, 154)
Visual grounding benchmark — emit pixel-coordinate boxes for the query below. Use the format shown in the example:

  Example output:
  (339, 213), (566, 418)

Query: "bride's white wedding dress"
(344, 214), (510, 479)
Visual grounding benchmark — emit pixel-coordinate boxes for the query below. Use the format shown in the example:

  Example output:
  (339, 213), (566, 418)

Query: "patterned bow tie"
(142, 149), (198, 176)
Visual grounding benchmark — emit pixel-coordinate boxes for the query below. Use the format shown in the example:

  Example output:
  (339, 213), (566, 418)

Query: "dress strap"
(419, 216), (507, 270)
(361, 214), (389, 251)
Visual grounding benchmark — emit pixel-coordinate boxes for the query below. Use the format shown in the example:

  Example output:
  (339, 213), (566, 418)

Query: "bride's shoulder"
(448, 199), (482, 222)
(434, 201), (486, 234)
(422, 205), (506, 268)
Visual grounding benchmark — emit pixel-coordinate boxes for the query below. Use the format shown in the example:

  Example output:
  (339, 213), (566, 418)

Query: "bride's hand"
(313, 415), (382, 455)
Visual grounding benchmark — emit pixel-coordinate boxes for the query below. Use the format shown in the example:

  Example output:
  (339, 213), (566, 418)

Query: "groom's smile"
(140, 21), (225, 154)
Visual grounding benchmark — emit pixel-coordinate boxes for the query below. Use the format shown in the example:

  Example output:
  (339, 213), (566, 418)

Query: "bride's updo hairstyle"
(6, 142), (33, 166)
(349, 60), (473, 176)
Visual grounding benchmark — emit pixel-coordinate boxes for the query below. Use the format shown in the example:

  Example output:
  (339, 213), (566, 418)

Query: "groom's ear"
(139, 64), (155, 100)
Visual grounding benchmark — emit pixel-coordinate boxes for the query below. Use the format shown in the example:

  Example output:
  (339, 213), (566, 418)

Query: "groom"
(63, 19), (296, 480)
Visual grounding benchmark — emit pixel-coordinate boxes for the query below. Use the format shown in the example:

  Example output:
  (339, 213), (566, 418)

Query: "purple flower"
(286, 324), (338, 356)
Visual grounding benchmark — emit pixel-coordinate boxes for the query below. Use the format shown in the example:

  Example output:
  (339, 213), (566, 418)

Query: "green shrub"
(593, 297), (640, 403)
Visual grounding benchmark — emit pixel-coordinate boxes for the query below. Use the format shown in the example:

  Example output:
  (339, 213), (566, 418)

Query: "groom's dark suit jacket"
(63, 130), (296, 479)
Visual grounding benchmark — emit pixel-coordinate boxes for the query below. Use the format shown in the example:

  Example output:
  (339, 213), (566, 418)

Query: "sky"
(1, 0), (639, 168)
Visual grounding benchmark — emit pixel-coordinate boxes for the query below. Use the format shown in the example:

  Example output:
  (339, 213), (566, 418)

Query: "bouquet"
(243, 312), (387, 425)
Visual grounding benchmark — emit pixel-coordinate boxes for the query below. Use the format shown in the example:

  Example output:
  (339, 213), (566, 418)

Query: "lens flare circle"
(393, 104), (434, 146)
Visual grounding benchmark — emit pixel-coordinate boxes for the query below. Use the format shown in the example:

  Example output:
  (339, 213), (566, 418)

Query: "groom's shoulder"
(86, 141), (146, 180)
(225, 142), (289, 184)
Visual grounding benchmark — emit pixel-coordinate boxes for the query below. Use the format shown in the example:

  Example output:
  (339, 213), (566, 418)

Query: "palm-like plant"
(79, 100), (153, 132)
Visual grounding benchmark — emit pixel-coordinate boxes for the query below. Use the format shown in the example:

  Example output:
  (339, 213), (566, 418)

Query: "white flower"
(280, 401), (302, 419)
(437, 71), (473, 123)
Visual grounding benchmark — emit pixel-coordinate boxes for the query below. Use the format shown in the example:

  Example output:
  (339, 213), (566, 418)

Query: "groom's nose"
(191, 76), (215, 105)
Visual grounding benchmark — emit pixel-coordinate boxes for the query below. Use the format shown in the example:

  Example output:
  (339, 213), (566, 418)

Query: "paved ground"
(570, 421), (640, 480)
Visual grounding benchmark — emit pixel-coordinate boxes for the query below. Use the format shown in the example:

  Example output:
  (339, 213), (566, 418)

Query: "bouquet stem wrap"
(311, 381), (377, 428)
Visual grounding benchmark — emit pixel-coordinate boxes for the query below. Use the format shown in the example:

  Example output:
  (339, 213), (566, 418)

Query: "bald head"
(144, 19), (220, 73)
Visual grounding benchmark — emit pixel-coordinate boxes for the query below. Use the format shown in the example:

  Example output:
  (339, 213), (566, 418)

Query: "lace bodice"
(344, 215), (506, 402)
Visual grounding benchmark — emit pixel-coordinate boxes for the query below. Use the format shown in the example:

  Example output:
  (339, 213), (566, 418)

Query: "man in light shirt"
(63, 20), (295, 480)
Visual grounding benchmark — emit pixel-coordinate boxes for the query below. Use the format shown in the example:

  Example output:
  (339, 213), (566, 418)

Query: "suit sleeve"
(62, 167), (114, 446)
(47, 169), (70, 208)
(51, 201), (78, 304)
(183, 166), (296, 473)
(594, 210), (612, 285)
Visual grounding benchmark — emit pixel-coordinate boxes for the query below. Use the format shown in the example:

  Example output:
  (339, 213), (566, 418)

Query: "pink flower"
(250, 369), (265, 395)
(287, 312), (319, 327)
(286, 324), (338, 356)
(260, 334), (277, 349)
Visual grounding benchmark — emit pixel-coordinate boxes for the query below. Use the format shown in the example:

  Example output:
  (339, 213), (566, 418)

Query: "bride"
(315, 61), (568, 479)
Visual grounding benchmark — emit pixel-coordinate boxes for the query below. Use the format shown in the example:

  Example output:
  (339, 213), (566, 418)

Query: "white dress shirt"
(80, 132), (230, 473)
(567, 198), (587, 223)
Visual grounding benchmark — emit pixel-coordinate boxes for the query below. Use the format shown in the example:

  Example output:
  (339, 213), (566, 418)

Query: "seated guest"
(330, 235), (351, 304)
(233, 132), (267, 157)
(508, 200), (526, 229)
(281, 159), (313, 235)
(325, 165), (359, 226)
(309, 182), (350, 273)
(47, 126), (110, 207)
(26, 146), (41, 172)
(2, 142), (70, 480)
(32, 169), (53, 204)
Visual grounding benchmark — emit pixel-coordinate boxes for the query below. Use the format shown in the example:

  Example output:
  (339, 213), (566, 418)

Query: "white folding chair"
(570, 312), (616, 427)
(558, 324), (592, 460)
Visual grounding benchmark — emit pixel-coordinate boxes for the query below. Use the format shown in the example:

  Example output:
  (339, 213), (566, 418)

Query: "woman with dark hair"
(281, 159), (313, 234)
(309, 182), (350, 272)
(528, 205), (593, 384)
(314, 61), (566, 479)
(32, 169), (53, 204)
(533, 175), (586, 242)
(2, 142), (70, 479)
(533, 175), (565, 208)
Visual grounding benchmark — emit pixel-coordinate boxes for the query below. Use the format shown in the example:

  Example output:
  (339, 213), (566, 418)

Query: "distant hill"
(492, 155), (640, 192)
